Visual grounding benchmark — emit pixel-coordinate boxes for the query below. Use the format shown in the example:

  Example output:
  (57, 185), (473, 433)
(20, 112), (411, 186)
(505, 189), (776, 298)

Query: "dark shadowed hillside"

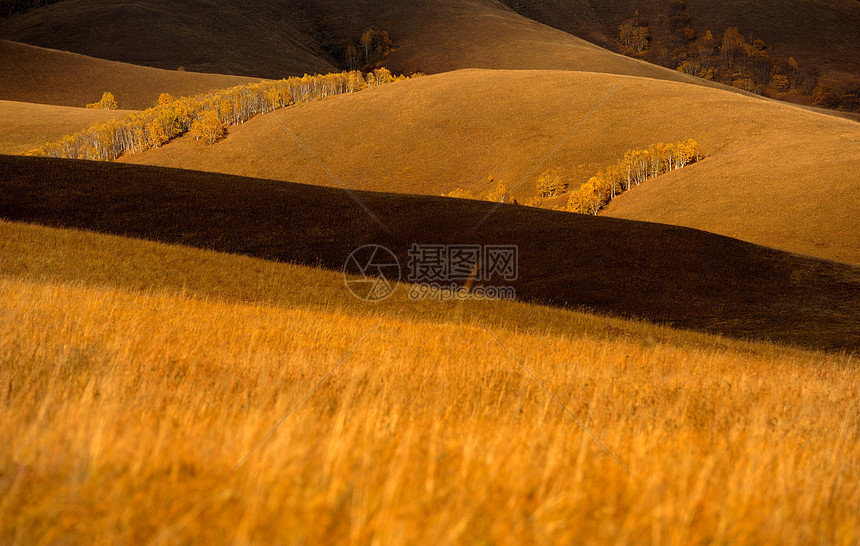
(2, 154), (858, 351)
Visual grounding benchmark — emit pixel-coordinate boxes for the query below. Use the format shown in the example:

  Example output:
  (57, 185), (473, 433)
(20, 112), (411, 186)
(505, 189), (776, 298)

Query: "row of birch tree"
(27, 68), (412, 161)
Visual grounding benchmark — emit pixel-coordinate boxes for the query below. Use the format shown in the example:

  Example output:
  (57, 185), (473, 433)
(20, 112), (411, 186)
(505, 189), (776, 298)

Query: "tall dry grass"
(0, 246), (860, 544)
(0, 221), (858, 544)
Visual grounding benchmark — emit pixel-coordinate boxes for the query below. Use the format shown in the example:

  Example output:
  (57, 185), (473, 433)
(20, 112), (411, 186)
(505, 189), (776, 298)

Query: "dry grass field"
(119, 69), (860, 263)
(1, 219), (858, 544)
(2, 2), (859, 542)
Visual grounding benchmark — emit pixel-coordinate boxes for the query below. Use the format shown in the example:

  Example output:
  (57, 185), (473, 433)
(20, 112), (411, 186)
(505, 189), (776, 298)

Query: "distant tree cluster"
(27, 69), (414, 161)
(0, 0), (64, 18)
(618, 11), (650, 54)
(566, 139), (702, 215)
(339, 29), (394, 71)
(618, 2), (859, 111)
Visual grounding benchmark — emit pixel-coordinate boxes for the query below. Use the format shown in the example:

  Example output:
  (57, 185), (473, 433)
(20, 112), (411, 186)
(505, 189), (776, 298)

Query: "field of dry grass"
(1, 0), (858, 543)
(1, 218), (858, 544)
(118, 69), (860, 263)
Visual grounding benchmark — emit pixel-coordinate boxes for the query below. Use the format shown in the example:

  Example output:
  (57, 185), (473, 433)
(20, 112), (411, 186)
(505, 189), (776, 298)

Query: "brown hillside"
(501, 0), (860, 87)
(0, 1), (335, 78)
(2, 154), (859, 352)
(120, 69), (860, 264)
(0, 100), (133, 154)
(0, 40), (259, 109)
(0, 0), (713, 87)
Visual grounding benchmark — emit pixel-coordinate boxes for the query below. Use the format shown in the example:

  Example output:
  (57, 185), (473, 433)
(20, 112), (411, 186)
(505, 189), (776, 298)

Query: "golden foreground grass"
(1, 218), (858, 544)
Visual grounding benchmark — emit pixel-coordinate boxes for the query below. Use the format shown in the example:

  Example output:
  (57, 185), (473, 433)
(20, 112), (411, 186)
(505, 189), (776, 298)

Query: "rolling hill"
(0, 100), (134, 155)
(2, 0), (857, 91)
(0, 1), (335, 78)
(2, 154), (858, 351)
(117, 69), (860, 264)
(0, 40), (258, 109)
(0, 0), (715, 87)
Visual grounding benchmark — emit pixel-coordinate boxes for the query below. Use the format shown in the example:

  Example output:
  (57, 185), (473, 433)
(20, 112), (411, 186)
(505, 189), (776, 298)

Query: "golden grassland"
(120, 69), (860, 264)
(0, 100), (133, 155)
(1, 219), (859, 544)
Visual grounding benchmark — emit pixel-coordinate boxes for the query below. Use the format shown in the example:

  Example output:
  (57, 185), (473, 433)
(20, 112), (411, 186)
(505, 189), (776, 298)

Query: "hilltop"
(116, 69), (860, 264)
(2, 0), (857, 91)
(0, 1), (335, 78)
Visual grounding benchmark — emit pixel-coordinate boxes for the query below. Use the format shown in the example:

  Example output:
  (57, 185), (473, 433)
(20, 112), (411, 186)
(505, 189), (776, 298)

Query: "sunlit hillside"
(0, 40), (257, 109)
(1, 1), (858, 543)
(0, 100), (133, 154)
(1, 219), (858, 544)
(118, 69), (860, 263)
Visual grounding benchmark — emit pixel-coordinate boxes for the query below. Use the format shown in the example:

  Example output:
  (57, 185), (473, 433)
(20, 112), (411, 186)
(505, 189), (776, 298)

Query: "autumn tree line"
(27, 69), (414, 161)
(443, 139), (702, 215)
(617, 1), (859, 111)
(565, 139), (701, 214)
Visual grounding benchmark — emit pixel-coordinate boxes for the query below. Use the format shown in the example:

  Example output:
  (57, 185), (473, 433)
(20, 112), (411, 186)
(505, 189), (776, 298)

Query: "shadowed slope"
(0, 0), (709, 86)
(121, 69), (860, 264)
(0, 2), (335, 78)
(501, 0), (860, 86)
(0, 40), (260, 109)
(2, 155), (858, 351)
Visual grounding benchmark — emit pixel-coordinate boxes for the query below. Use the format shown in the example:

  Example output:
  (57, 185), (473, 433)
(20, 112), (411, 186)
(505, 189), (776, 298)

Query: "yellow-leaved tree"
(536, 169), (567, 198)
(482, 176), (508, 203)
(86, 92), (118, 110)
(190, 111), (225, 145)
